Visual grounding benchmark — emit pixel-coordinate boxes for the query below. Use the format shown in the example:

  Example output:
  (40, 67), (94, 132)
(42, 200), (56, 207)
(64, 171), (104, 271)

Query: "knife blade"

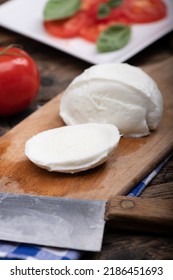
(0, 193), (172, 252)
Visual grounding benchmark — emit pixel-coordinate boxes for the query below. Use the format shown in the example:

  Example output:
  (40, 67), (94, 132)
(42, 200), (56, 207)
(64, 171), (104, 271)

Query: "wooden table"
(0, 0), (173, 260)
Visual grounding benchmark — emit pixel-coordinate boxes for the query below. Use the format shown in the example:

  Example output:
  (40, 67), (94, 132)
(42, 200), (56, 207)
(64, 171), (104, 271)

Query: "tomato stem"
(0, 44), (23, 56)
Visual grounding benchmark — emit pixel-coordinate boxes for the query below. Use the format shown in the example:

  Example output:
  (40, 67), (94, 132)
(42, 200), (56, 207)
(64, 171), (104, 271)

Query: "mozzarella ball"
(60, 63), (163, 137)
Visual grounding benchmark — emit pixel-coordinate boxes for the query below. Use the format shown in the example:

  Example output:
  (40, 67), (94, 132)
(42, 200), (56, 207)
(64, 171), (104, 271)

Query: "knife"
(0, 193), (172, 252)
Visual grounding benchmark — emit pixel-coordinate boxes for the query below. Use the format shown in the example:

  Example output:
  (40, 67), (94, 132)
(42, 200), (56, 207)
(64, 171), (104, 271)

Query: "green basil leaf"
(97, 24), (131, 53)
(97, 3), (111, 19)
(108, 0), (122, 7)
(44, 0), (81, 21)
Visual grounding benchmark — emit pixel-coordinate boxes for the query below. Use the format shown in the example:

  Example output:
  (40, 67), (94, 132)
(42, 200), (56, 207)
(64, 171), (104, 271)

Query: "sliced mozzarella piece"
(25, 123), (120, 173)
(60, 63), (163, 137)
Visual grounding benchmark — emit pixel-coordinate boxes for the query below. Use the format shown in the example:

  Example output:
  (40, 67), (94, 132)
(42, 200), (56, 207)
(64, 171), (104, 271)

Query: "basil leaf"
(97, 3), (111, 19)
(97, 24), (131, 53)
(108, 0), (122, 7)
(44, 0), (81, 21)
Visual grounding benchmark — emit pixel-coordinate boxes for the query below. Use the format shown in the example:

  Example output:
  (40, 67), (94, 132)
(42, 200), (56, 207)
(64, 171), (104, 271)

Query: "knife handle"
(105, 196), (173, 235)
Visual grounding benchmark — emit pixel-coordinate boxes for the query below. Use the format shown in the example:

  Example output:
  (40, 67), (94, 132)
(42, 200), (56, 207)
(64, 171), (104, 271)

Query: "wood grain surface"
(106, 196), (173, 235)
(0, 58), (173, 201)
(0, 0), (173, 260)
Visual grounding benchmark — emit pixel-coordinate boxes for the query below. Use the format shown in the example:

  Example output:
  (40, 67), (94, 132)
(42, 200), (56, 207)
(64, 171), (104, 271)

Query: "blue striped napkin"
(0, 156), (170, 260)
(128, 156), (170, 197)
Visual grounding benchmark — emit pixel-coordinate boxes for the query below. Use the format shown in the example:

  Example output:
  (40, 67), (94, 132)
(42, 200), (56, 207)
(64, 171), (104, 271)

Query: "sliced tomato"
(85, 0), (118, 23)
(80, 22), (112, 43)
(104, 6), (131, 25)
(80, 0), (129, 43)
(81, 0), (96, 10)
(44, 0), (167, 44)
(81, 0), (108, 11)
(44, 11), (91, 38)
(80, 1), (131, 43)
(122, 0), (167, 23)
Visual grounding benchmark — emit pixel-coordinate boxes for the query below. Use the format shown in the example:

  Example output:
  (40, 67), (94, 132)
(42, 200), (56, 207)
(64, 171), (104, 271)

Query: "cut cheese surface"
(60, 63), (163, 137)
(25, 123), (120, 173)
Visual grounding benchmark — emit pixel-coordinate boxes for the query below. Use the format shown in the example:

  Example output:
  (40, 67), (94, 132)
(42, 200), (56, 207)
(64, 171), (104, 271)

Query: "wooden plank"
(0, 58), (173, 200)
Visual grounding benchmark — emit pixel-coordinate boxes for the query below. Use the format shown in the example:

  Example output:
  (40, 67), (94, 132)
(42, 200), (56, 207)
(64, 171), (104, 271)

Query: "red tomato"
(0, 47), (40, 116)
(44, 11), (92, 38)
(122, 0), (167, 23)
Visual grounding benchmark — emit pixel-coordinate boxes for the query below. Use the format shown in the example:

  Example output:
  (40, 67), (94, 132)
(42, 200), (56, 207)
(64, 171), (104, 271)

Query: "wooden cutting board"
(0, 58), (173, 201)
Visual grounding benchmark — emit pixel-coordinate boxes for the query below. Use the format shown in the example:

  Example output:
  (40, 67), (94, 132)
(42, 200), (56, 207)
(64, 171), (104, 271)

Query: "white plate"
(0, 0), (173, 64)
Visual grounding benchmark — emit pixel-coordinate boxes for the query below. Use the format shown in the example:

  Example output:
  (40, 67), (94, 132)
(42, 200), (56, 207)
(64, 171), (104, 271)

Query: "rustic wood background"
(0, 0), (173, 259)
